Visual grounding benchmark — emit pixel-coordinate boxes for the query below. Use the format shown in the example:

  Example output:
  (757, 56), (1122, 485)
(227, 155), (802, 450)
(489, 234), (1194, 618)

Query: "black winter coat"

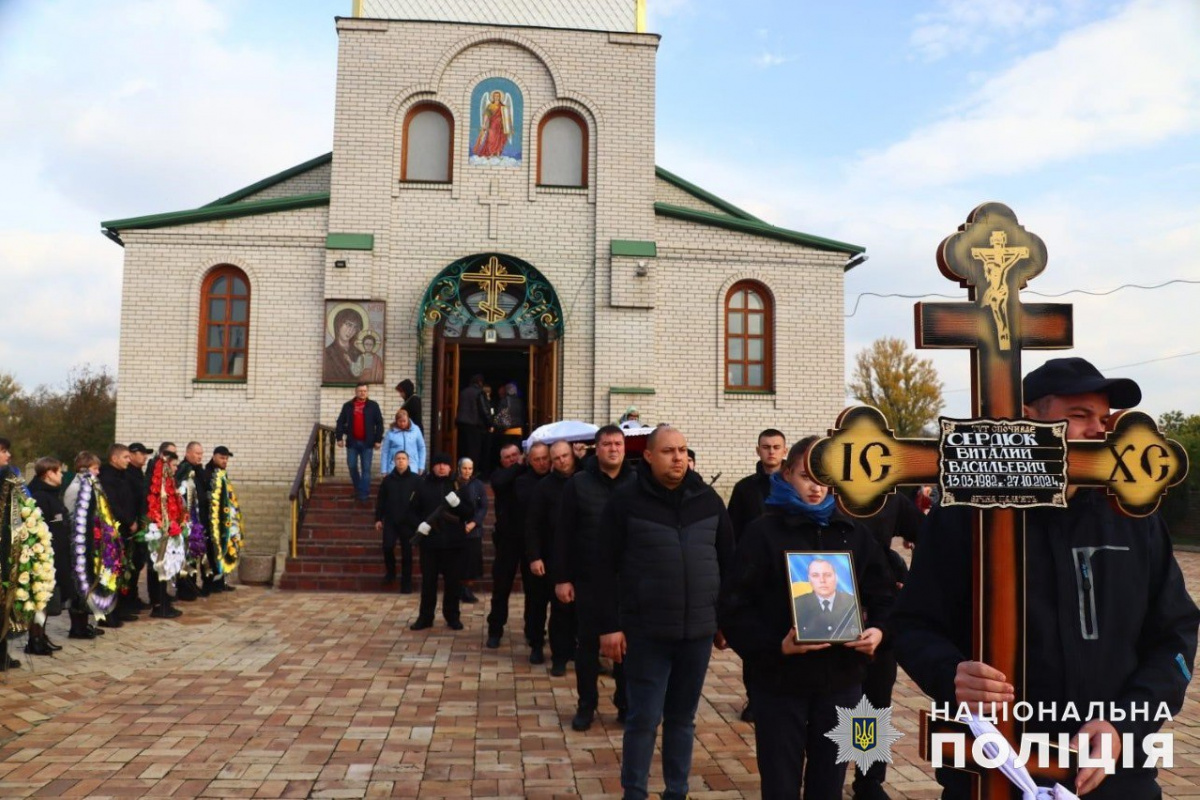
(29, 476), (73, 601)
(891, 490), (1200, 799)
(490, 462), (524, 541)
(175, 461), (211, 516)
(375, 467), (420, 534)
(406, 473), (475, 550)
(126, 464), (148, 523)
(856, 491), (925, 585)
(719, 509), (894, 694)
(511, 466), (550, 547)
(98, 463), (138, 533)
(525, 468), (573, 565)
(551, 459), (636, 588)
(727, 462), (771, 541)
(595, 468), (734, 641)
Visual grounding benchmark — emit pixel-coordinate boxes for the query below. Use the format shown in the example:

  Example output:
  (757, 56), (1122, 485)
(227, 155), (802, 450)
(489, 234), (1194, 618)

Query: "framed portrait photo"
(786, 551), (864, 644)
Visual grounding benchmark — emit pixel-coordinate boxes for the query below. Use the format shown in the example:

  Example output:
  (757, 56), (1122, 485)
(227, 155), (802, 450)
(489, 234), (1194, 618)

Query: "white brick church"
(104, 0), (865, 560)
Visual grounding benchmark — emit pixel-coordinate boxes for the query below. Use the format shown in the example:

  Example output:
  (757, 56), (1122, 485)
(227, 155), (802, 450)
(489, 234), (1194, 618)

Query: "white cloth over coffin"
(523, 420), (599, 449)
(960, 713), (1079, 800)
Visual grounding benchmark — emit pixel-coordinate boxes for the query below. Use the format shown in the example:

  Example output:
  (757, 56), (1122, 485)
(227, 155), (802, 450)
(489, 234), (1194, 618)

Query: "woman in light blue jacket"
(380, 409), (426, 475)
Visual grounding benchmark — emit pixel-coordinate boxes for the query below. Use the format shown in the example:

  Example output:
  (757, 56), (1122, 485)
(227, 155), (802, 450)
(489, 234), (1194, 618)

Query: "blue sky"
(0, 0), (1197, 420)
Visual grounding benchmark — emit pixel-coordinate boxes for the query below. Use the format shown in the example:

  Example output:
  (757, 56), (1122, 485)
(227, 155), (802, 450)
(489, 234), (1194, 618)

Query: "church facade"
(103, 0), (864, 562)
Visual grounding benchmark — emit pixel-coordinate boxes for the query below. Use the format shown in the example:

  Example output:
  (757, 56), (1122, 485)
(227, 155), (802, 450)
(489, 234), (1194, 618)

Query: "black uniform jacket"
(525, 468), (573, 565)
(891, 490), (1199, 799)
(98, 463), (137, 533)
(719, 509), (894, 694)
(375, 467), (420, 534)
(406, 473), (475, 550)
(727, 461), (771, 541)
(551, 459), (636, 589)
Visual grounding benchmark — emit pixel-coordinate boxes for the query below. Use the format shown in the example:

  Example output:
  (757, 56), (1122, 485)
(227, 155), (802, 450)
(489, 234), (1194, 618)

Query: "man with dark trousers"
(510, 442), (552, 661)
(143, 442), (184, 618)
(525, 439), (578, 676)
(98, 444), (140, 627)
(454, 373), (490, 468)
(486, 442), (530, 648)
(597, 426), (735, 800)
(123, 442), (153, 613)
(174, 441), (209, 599)
(553, 424), (636, 731)
(204, 446), (237, 594)
(375, 450), (420, 592)
(725, 428), (786, 723)
(407, 452), (474, 631)
(336, 383), (384, 504)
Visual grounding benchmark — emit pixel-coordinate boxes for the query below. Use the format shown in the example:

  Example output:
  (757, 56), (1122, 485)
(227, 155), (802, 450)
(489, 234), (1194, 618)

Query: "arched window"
(725, 281), (773, 391)
(402, 104), (454, 183)
(537, 110), (587, 187)
(198, 265), (250, 380)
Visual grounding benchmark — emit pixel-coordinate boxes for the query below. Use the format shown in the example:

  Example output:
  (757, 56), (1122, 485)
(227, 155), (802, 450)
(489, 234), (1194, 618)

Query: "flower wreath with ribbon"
(145, 458), (187, 581)
(72, 473), (123, 619)
(1, 475), (36, 640)
(209, 468), (243, 574)
(177, 470), (209, 578)
(12, 491), (57, 628)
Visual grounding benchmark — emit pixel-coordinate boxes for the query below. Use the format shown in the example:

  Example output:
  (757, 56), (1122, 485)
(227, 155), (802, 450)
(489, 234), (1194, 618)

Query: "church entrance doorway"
(417, 253), (564, 458)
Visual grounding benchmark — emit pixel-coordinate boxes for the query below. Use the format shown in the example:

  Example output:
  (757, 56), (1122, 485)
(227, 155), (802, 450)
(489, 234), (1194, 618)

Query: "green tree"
(0, 371), (20, 430)
(848, 337), (944, 437)
(1159, 410), (1200, 491)
(7, 366), (117, 464)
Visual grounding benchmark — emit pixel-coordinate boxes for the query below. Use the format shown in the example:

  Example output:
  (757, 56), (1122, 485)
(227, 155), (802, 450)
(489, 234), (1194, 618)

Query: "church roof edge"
(101, 192), (330, 244)
(654, 202), (865, 256)
(334, 15), (660, 41)
(654, 166), (761, 222)
(202, 152), (333, 208)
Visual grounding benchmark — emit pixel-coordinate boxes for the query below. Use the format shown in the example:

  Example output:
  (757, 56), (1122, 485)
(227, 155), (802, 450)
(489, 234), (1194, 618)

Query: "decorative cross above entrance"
(806, 203), (1189, 800)
(478, 179), (509, 240)
(461, 255), (527, 324)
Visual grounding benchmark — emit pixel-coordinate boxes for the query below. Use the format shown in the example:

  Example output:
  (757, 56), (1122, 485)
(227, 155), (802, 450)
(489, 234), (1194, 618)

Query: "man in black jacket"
(407, 452), (474, 631)
(375, 450), (420, 592)
(335, 383), (384, 503)
(725, 427), (786, 723)
(506, 442), (552, 660)
(892, 358), (1200, 799)
(597, 426), (735, 800)
(553, 424), (636, 731)
(174, 441), (209, 599)
(122, 442), (153, 614)
(27, 457), (69, 654)
(98, 444), (139, 626)
(525, 439), (578, 676)
(454, 374), (489, 467)
(486, 442), (544, 649)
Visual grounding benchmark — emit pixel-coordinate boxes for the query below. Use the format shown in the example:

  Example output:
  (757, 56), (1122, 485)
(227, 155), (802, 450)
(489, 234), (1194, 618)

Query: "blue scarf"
(764, 471), (836, 526)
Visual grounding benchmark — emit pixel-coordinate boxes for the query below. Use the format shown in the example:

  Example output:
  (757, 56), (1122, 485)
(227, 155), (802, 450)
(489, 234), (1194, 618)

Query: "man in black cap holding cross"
(892, 357), (1199, 800)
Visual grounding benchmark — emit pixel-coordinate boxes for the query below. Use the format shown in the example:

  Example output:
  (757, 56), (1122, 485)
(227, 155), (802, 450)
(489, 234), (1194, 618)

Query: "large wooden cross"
(808, 203), (1189, 800)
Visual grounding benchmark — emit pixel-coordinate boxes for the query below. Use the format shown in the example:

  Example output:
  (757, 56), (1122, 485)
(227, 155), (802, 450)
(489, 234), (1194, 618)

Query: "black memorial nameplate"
(938, 418), (1067, 509)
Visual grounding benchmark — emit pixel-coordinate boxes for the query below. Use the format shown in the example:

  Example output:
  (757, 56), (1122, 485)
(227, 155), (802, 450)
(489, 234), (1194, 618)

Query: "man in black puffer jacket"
(98, 444), (139, 626)
(525, 439), (578, 676)
(553, 424), (637, 731)
(596, 426), (734, 800)
(375, 450), (420, 592)
(406, 452), (474, 631)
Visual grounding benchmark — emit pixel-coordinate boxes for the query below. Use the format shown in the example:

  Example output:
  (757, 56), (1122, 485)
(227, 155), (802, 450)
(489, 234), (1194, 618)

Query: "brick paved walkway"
(2, 550), (1199, 799)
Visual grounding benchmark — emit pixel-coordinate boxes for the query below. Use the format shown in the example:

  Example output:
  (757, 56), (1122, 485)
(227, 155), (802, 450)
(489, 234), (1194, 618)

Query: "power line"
(943, 350), (1200, 394)
(845, 278), (1200, 318)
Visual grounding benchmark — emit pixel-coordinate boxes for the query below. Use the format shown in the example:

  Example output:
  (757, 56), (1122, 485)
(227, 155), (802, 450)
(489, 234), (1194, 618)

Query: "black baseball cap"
(213, 446), (234, 457)
(1024, 357), (1141, 409)
(128, 442), (153, 454)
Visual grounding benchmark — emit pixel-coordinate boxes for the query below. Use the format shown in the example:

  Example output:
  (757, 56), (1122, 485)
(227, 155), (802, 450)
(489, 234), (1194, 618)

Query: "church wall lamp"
(334, 260), (347, 269)
(635, 260), (648, 277)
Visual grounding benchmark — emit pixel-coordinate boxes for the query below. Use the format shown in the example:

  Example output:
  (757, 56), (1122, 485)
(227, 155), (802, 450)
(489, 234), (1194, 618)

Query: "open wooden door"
(527, 339), (559, 429)
(433, 336), (459, 456)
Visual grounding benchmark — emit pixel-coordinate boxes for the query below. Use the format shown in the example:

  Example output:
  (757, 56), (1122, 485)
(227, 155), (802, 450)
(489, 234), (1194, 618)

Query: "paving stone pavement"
(2, 549), (1199, 799)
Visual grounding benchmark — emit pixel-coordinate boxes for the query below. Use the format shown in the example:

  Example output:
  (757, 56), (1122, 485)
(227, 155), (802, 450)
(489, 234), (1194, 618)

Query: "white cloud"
(753, 51), (792, 68)
(910, 0), (1068, 61)
(861, 0), (1200, 189)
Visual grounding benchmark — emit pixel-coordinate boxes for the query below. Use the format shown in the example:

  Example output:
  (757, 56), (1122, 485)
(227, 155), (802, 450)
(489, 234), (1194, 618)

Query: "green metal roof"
(654, 165), (762, 222)
(101, 192), (331, 244)
(203, 152), (333, 207)
(654, 202), (865, 255)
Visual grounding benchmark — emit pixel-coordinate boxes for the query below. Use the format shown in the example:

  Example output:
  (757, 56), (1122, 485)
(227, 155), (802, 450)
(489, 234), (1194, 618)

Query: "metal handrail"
(289, 423), (336, 557)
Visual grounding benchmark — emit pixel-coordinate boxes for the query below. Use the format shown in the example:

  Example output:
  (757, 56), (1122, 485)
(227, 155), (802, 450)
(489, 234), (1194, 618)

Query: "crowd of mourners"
(0, 438), (244, 669)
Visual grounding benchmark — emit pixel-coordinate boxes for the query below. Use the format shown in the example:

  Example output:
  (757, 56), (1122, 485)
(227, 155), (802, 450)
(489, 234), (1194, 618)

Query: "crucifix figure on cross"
(807, 203), (1196, 800)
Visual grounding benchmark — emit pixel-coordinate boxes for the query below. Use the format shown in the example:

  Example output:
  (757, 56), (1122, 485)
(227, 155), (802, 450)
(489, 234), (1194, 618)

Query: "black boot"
(150, 584), (182, 619)
(68, 610), (97, 640)
(0, 640), (20, 670)
(41, 628), (62, 652)
(175, 577), (199, 601)
(24, 625), (53, 657)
